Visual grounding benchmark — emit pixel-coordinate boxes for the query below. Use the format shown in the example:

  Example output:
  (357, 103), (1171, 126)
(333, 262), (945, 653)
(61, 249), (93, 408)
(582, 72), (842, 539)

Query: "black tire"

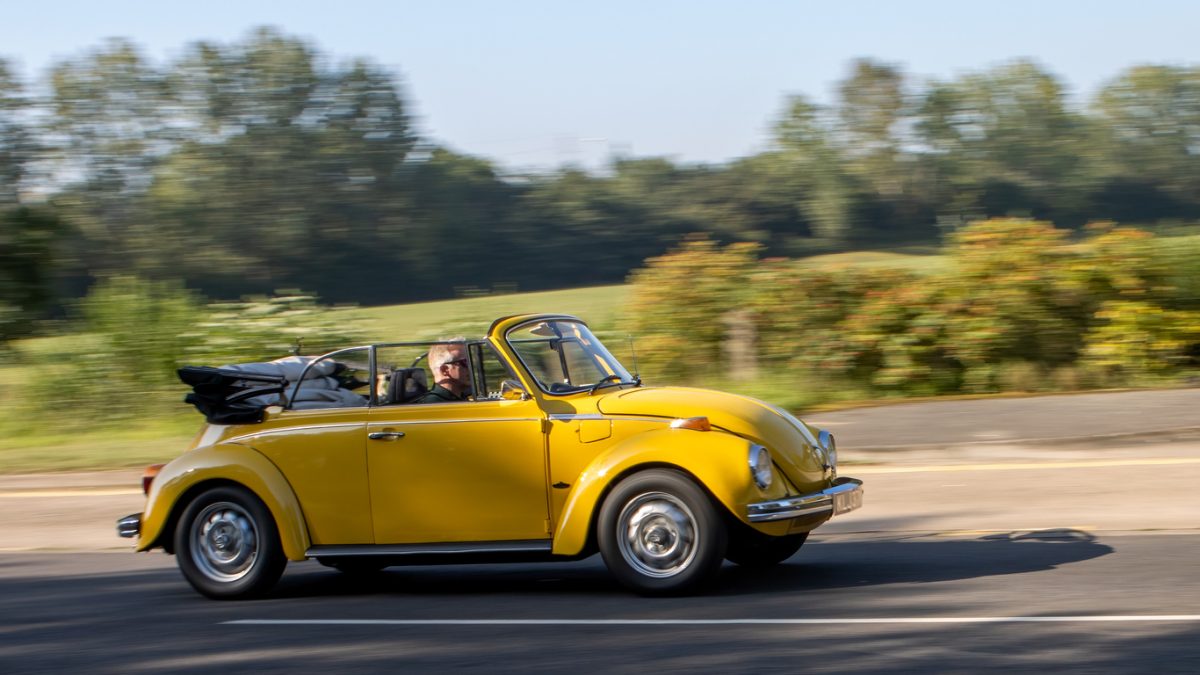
(597, 469), (727, 596)
(726, 531), (808, 568)
(174, 486), (287, 599)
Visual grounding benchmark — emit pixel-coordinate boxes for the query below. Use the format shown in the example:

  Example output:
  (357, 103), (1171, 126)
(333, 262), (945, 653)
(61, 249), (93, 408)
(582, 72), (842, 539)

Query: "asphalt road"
(2, 532), (1197, 674)
(3, 447), (1200, 673)
(806, 387), (1200, 450)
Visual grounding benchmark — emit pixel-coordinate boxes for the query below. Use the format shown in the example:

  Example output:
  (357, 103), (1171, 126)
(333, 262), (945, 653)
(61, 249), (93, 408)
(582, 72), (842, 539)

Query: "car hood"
(597, 386), (828, 491)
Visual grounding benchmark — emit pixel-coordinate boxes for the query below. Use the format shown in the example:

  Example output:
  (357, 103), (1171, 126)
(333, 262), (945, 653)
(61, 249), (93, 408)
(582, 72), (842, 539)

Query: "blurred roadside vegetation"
(0, 278), (365, 469)
(2, 29), (1200, 471)
(3, 223), (1197, 472)
(629, 220), (1200, 411)
(0, 282), (629, 472)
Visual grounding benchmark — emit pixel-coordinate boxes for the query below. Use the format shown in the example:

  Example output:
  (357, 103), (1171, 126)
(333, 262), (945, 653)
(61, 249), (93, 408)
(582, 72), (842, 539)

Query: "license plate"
(832, 488), (862, 515)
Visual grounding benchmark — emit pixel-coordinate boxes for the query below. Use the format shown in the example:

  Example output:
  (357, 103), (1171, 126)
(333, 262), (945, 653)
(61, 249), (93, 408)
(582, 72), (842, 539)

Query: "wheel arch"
(551, 427), (759, 556)
(137, 442), (311, 561)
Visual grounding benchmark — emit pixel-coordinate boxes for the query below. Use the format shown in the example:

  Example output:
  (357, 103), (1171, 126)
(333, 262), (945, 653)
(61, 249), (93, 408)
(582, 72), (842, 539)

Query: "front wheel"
(174, 486), (286, 599)
(598, 469), (727, 596)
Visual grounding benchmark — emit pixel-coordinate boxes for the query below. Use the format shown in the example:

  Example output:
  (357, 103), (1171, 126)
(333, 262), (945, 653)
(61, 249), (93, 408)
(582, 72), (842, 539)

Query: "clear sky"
(5, 1), (1198, 170)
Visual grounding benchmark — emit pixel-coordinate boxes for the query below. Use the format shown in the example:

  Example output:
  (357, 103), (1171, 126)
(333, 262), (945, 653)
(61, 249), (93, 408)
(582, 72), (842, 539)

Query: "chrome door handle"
(368, 431), (406, 441)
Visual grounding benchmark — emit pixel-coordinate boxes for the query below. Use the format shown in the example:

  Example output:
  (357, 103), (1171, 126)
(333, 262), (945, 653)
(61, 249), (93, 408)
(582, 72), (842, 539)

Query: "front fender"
(551, 427), (789, 555)
(137, 442), (310, 561)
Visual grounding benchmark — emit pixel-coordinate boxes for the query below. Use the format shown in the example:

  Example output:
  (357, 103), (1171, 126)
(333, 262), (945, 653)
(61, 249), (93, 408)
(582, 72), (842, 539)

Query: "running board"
(307, 540), (553, 558)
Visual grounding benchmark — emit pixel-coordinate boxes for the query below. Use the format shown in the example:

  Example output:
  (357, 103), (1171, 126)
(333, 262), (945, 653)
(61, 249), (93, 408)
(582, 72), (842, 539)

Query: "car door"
(366, 396), (549, 544)
(244, 349), (374, 546)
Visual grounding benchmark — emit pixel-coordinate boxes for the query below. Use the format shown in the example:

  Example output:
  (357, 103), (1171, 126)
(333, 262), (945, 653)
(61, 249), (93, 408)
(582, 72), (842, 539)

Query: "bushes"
(626, 238), (760, 382)
(5, 276), (364, 431)
(1083, 301), (1200, 382)
(626, 219), (1200, 401)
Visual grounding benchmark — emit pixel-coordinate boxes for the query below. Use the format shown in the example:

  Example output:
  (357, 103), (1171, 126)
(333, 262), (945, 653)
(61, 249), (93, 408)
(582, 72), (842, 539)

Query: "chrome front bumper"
(117, 513), (141, 539)
(746, 477), (863, 523)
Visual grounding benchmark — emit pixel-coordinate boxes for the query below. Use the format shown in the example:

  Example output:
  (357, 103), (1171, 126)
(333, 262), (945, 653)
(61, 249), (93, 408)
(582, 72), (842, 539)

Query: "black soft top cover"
(177, 366), (287, 425)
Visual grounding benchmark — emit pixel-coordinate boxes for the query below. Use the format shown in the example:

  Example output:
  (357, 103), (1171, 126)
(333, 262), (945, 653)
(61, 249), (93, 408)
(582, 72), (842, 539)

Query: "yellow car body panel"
(137, 441), (311, 560)
(549, 425), (799, 555)
(220, 407), (372, 545)
(594, 386), (830, 491)
(365, 397), (550, 543)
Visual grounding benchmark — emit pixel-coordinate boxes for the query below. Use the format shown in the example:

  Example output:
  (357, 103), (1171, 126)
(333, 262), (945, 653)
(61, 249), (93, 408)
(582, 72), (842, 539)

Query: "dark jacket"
(414, 384), (468, 404)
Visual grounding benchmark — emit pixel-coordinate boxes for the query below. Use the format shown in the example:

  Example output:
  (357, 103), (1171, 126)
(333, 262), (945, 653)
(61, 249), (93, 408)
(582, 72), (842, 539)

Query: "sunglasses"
(444, 358), (469, 368)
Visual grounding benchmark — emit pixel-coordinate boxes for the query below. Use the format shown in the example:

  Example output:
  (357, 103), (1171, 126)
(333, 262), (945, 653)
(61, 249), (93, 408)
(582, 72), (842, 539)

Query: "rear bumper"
(117, 513), (141, 539)
(746, 477), (863, 522)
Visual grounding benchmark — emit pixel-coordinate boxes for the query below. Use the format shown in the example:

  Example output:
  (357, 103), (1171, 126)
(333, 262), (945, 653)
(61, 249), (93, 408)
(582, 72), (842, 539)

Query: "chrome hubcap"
(617, 491), (698, 578)
(190, 501), (258, 582)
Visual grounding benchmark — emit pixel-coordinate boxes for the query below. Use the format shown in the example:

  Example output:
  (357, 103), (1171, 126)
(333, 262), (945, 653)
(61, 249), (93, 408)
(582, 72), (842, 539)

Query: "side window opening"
(373, 345), (435, 405)
(470, 342), (520, 400)
(373, 341), (514, 405)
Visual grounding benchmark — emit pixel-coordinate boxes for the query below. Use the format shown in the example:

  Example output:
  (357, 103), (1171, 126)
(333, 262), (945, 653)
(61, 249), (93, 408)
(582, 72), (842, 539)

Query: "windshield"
(506, 319), (634, 394)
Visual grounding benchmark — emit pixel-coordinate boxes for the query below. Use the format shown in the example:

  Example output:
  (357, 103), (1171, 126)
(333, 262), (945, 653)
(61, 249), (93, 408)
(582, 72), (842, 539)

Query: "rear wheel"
(598, 469), (726, 595)
(726, 531), (808, 568)
(174, 486), (286, 599)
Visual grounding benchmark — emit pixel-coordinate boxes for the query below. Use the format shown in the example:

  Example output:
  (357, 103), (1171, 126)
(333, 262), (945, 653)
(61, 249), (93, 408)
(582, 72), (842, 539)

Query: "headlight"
(749, 444), (772, 489)
(818, 430), (837, 474)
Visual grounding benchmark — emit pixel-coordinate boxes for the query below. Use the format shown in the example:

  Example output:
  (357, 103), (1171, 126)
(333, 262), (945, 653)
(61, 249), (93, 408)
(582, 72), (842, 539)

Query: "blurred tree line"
(3, 30), (1200, 341)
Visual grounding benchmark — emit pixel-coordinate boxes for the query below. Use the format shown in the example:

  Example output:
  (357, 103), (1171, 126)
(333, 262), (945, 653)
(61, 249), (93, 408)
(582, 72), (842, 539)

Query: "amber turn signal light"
(669, 416), (712, 432)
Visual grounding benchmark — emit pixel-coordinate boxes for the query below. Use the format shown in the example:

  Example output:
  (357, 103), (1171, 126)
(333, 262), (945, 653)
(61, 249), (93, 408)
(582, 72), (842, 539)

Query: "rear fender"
(137, 442), (310, 561)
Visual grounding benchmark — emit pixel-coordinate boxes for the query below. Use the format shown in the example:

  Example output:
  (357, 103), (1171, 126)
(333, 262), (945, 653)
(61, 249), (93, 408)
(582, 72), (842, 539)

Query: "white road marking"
(0, 488), (142, 498)
(851, 457), (1200, 474)
(225, 616), (1200, 626)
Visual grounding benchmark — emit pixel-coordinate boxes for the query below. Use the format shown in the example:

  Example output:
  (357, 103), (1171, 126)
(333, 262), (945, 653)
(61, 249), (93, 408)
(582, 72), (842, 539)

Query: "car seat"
(386, 367), (428, 404)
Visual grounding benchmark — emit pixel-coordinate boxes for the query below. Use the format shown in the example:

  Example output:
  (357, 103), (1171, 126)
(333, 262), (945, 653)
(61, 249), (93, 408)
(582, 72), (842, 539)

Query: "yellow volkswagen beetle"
(118, 314), (862, 598)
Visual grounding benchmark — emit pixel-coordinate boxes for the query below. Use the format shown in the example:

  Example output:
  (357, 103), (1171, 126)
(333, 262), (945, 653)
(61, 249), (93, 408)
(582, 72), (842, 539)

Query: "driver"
(415, 338), (471, 403)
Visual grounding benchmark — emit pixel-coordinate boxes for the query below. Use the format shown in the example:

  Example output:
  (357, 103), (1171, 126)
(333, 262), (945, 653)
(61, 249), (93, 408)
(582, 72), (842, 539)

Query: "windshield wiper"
(589, 374), (622, 394)
(588, 374), (642, 394)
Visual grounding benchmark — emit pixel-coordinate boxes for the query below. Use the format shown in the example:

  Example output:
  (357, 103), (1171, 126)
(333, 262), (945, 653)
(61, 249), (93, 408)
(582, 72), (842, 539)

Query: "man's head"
(428, 338), (469, 396)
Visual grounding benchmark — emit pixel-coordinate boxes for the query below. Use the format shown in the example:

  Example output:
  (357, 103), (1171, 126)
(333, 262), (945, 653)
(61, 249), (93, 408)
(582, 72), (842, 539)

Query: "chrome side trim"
(226, 422), (364, 444)
(116, 513), (141, 538)
(546, 414), (672, 424)
(306, 540), (553, 557)
(366, 418), (542, 426)
(746, 477), (864, 523)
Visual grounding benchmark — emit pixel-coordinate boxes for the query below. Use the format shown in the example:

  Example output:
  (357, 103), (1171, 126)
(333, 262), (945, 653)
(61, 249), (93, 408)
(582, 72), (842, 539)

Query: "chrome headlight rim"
(749, 444), (773, 489)
(817, 429), (838, 472)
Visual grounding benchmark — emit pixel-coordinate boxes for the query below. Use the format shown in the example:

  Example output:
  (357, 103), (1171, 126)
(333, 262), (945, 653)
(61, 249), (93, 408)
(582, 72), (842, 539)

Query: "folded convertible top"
(177, 366), (288, 425)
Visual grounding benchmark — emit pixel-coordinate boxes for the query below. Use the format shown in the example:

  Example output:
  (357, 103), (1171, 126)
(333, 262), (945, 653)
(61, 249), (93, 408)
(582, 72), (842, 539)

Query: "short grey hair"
(428, 337), (467, 370)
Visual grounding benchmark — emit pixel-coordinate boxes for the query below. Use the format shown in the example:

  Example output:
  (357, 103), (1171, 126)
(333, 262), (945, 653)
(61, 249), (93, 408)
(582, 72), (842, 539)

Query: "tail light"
(142, 464), (165, 495)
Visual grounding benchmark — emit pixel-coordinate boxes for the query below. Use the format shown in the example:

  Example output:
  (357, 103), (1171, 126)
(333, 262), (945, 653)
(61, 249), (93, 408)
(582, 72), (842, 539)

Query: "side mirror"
(500, 379), (529, 400)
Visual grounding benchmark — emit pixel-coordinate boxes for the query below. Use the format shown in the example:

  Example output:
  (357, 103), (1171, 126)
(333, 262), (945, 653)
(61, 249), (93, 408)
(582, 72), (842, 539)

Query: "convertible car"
(118, 314), (863, 598)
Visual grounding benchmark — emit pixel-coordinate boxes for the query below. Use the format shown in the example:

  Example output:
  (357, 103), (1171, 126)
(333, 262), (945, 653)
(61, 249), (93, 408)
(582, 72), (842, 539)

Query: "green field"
(344, 284), (630, 341)
(796, 248), (946, 272)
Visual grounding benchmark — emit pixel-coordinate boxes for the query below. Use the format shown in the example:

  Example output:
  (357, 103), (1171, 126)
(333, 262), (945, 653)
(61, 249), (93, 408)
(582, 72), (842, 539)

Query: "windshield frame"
(503, 319), (634, 396)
